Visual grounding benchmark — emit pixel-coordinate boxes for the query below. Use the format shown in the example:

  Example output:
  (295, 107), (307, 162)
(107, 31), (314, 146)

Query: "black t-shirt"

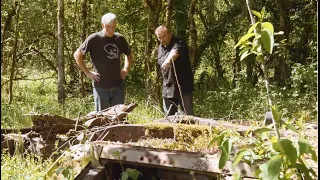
(157, 35), (194, 98)
(79, 31), (131, 88)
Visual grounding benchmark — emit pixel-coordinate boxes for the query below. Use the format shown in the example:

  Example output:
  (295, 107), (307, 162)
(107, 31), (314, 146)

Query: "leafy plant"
(207, 7), (319, 180)
(111, 151), (143, 180)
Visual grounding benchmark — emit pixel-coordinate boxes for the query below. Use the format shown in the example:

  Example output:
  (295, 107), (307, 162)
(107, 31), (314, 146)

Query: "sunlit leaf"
(233, 150), (250, 168)
(274, 31), (284, 35)
(251, 10), (261, 19)
(272, 142), (282, 152)
(240, 51), (252, 61)
(267, 155), (282, 180)
(261, 29), (274, 54)
(253, 127), (274, 134)
(280, 139), (297, 166)
(247, 22), (261, 34)
(262, 22), (274, 34)
(234, 33), (256, 48)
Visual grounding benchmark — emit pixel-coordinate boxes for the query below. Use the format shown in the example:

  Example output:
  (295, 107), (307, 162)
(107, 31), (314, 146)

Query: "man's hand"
(85, 71), (100, 82)
(120, 69), (128, 80)
(161, 59), (172, 70)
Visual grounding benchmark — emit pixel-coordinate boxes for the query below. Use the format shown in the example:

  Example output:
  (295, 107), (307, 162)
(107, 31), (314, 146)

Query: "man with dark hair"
(155, 25), (194, 115)
(74, 13), (133, 111)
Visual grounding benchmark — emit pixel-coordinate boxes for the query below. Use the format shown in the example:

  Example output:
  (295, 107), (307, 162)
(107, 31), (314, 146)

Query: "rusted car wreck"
(1, 102), (259, 180)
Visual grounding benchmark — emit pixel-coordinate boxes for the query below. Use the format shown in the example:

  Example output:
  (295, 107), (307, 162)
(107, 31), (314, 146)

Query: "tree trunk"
(188, 0), (198, 75)
(165, 0), (173, 28)
(173, 0), (188, 41)
(213, 45), (224, 81)
(232, 35), (241, 88)
(144, 0), (162, 105)
(1, 1), (20, 78)
(8, 3), (21, 104)
(80, 0), (88, 97)
(57, 0), (66, 104)
(273, 0), (291, 87)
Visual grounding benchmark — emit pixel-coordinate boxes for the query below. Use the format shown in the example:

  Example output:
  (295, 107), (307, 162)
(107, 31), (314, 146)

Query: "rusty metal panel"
(93, 142), (257, 178)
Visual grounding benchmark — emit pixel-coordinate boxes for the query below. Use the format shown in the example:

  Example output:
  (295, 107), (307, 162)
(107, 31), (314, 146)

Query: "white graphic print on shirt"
(104, 44), (119, 59)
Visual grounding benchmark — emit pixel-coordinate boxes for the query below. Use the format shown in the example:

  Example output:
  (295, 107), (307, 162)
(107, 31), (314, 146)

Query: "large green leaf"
(294, 162), (314, 180)
(280, 139), (297, 166)
(298, 139), (318, 161)
(284, 122), (299, 133)
(262, 22), (274, 34)
(233, 150), (251, 168)
(247, 22), (260, 34)
(218, 139), (233, 169)
(234, 33), (256, 48)
(261, 29), (274, 54)
(219, 146), (229, 169)
(272, 142), (282, 152)
(253, 127), (274, 134)
(267, 155), (283, 180)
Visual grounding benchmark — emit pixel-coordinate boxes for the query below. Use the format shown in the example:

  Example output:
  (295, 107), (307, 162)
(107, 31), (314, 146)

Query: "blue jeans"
(163, 93), (193, 116)
(93, 83), (125, 111)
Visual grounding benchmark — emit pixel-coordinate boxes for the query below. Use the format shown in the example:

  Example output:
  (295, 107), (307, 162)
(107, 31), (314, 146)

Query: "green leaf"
(233, 150), (251, 167)
(298, 139), (311, 156)
(253, 127), (274, 134)
(121, 172), (129, 180)
(270, 106), (282, 124)
(298, 139), (318, 161)
(240, 51), (252, 61)
(294, 163), (314, 180)
(247, 22), (260, 34)
(218, 139), (232, 169)
(233, 172), (241, 180)
(262, 22), (274, 34)
(251, 10), (261, 19)
(272, 142), (282, 152)
(280, 139), (297, 166)
(234, 33), (256, 48)
(261, 29), (274, 54)
(260, 7), (265, 19)
(284, 122), (299, 133)
(218, 146), (229, 169)
(126, 168), (142, 180)
(267, 155), (283, 180)
(258, 163), (269, 179)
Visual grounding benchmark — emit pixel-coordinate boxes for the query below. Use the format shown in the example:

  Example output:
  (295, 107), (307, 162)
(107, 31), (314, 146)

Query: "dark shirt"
(157, 35), (194, 98)
(79, 31), (131, 88)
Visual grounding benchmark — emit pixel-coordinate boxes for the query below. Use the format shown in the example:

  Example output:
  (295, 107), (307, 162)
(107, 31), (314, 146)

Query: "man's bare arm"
(74, 49), (100, 82)
(121, 51), (133, 80)
(162, 49), (179, 69)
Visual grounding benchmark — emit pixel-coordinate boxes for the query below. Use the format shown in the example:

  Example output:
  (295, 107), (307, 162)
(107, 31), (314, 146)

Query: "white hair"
(101, 13), (117, 25)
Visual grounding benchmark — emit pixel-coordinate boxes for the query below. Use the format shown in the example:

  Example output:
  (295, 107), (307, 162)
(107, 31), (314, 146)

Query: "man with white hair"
(74, 13), (133, 111)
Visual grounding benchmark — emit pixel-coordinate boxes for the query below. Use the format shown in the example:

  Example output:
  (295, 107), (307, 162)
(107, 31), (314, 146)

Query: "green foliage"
(1, 153), (53, 180)
(121, 168), (142, 180)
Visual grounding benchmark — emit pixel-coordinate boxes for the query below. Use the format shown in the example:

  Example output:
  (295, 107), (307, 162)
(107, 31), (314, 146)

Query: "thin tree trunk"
(8, 4), (21, 104)
(232, 35), (240, 88)
(80, 0), (88, 97)
(165, 0), (173, 28)
(188, 0), (198, 75)
(144, 0), (162, 105)
(57, 0), (66, 104)
(1, 1), (20, 78)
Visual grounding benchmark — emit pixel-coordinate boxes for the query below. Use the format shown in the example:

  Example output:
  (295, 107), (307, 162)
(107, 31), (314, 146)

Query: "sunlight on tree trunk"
(8, 3), (20, 105)
(57, 0), (66, 104)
